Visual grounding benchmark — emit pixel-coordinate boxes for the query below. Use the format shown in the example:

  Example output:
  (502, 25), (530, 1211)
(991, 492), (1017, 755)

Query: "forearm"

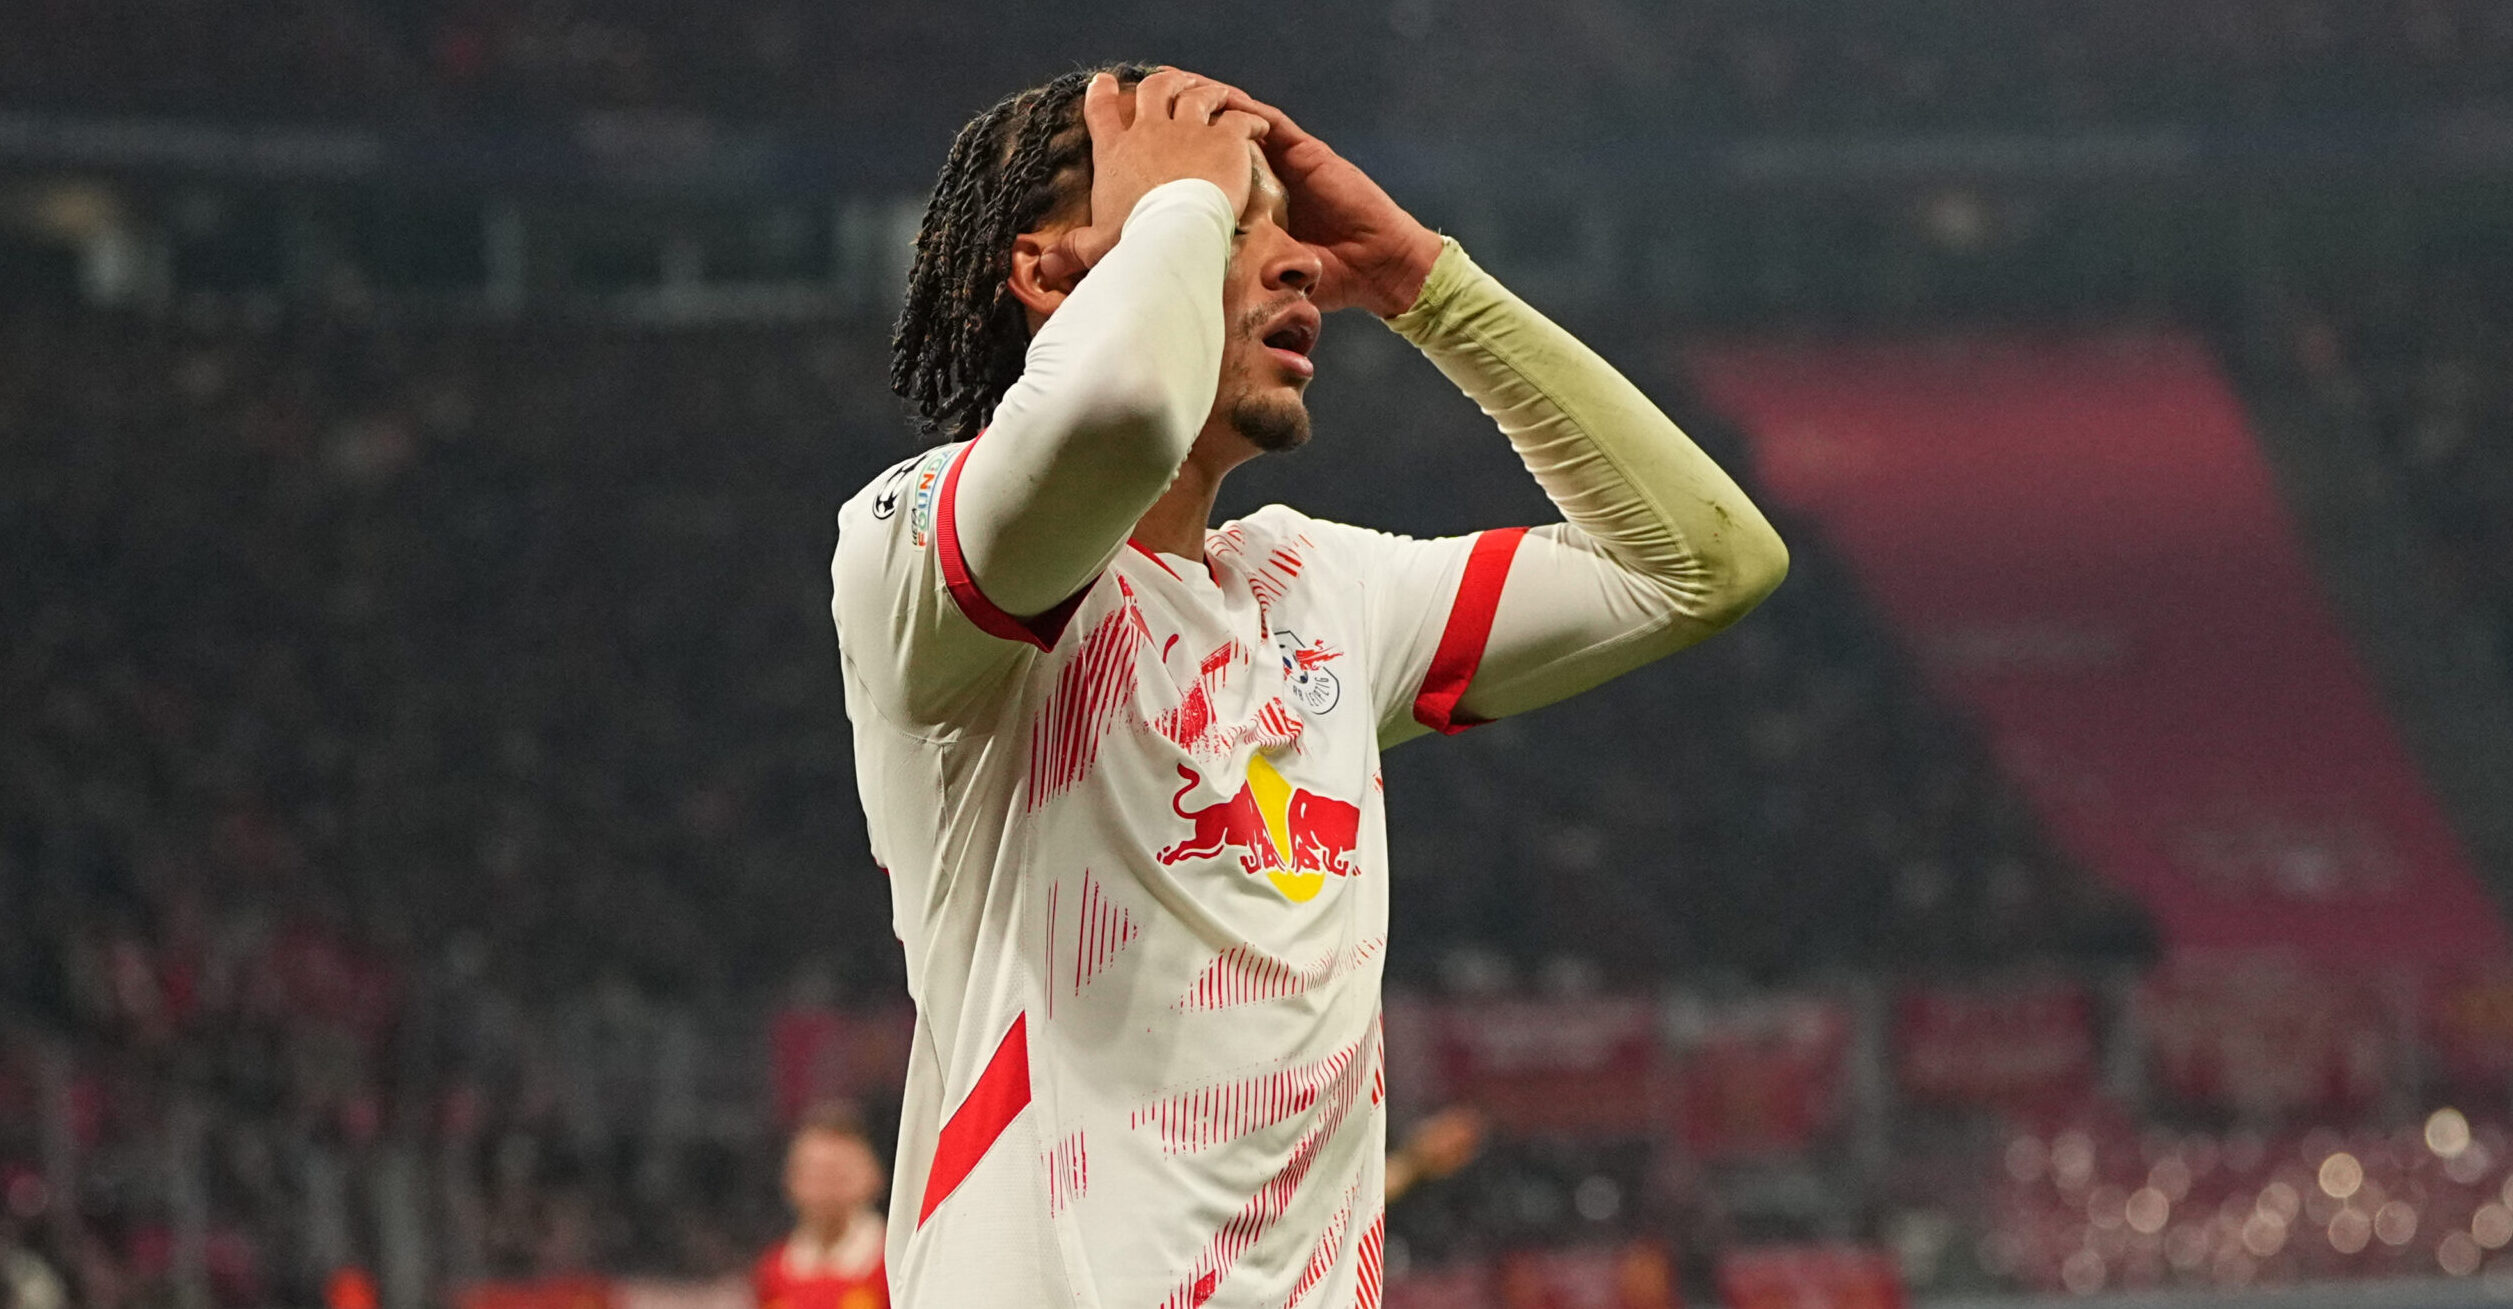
(1384, 238), (1788, 718)
(953, 179), (1234, 617)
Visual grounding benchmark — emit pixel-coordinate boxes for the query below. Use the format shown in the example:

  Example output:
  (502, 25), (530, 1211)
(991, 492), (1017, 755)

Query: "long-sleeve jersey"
(830, 178), (1784, 1309)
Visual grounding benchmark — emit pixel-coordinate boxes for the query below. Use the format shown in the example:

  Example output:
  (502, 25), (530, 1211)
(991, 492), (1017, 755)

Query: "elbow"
(1742, 525), (1791, 604)
(1696, 525), (1790, 631)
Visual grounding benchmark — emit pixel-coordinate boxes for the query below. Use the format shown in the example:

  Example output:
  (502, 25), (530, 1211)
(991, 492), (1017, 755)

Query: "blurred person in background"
(754, 1103), (889, 1309)
(836, 59), (1784, 1307)
(1382, 1106), (1486, 1205)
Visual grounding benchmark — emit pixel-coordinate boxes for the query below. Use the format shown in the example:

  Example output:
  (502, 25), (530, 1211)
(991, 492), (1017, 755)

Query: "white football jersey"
(831, 436), (1521, 1308)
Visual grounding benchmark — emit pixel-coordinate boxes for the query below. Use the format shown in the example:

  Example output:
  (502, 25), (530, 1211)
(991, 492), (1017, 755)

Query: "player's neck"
(793, 1209), (857, 1250)
(1131, 436), (1241, 561)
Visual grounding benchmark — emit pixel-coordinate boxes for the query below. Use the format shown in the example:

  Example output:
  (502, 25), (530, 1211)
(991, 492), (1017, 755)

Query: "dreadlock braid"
(890, 62), (1161, 445)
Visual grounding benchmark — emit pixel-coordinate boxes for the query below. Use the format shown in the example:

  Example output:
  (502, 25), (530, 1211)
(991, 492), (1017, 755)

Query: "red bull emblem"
(1159, 757), (1362, 902)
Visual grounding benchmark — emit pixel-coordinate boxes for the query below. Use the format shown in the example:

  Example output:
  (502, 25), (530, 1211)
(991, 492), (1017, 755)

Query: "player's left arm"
(1223, 87), (1788, 736)
(1385, 239), (1788, 727)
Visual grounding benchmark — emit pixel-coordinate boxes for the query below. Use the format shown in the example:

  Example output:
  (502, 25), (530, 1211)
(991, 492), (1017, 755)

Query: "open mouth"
(1262, 320), (1317, 357)
(1259, 309), (1320, 380)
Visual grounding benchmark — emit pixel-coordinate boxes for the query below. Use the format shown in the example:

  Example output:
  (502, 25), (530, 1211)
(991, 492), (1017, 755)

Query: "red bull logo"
(1159, 757), (1362, 903)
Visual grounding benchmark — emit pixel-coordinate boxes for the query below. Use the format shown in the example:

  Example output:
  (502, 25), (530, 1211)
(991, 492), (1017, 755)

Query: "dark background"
(3, 3), (2511, 1306)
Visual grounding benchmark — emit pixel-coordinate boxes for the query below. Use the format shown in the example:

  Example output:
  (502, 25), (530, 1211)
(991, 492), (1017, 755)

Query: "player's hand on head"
(1215, 83), (1444, 318)
(1037, 68), (1269, 290)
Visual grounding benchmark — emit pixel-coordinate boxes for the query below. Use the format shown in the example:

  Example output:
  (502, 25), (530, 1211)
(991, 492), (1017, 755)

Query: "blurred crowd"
(0, 292), (2140, 1303)
(2287, 262), (2513, 678)
(1985, 1109), (2513, 1293)
(4, 2), (2510, 1304)
(0, 306), (881, 1307)
(4, 0), (2510, 136)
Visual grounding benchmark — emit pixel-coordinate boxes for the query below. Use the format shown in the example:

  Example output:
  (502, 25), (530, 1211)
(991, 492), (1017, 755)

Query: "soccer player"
(832, 63), (1787, 1307)
(755, 1103), (890, 1309)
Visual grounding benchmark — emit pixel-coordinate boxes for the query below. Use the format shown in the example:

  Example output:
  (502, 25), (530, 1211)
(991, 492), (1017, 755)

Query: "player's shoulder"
(1213, 502), (1372, 555)
(1214, 502), (1431, 566)
(836, 440), (962, 557)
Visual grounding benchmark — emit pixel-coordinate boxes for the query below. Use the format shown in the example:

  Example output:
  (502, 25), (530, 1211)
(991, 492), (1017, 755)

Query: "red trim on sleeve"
(917, 1013), (1031, 1227)
(1412, 527), (1528, 735)
(935, 438), (1088, 650)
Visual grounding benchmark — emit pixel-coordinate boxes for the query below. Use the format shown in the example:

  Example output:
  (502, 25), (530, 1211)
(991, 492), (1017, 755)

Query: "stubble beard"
(1231, 385), (1311, 453)
(1221, 320), (1316, 449)
(1228, 299), (1313, 453)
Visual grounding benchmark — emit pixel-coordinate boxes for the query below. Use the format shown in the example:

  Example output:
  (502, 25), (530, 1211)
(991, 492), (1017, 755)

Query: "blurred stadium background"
(6, 1), (2513, 1306)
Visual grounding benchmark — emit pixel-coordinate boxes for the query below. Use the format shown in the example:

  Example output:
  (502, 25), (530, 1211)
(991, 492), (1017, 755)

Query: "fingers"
(1119, 71), (1264, 140)
(1133, 67), (1196, 122)
(1112, 69), (1260, 133)
(1036, 224), (1120, 290)
(1177, 82), (1231, 125)
(1035, 240), (1081, 291)
(1219, 86), (1310, 145)
(1215, 108), (1269, 142)
(1077, 66), (1267, 226)
(1079, 72), (1124, 145)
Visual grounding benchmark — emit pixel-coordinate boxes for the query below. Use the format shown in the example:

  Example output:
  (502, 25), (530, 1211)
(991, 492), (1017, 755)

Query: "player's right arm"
(948, 71), (1266, 621)
(835, 73), (1265, 723)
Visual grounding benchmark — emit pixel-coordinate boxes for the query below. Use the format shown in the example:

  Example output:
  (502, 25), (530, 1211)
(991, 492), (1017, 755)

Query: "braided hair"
(891, 62), (1160, 445)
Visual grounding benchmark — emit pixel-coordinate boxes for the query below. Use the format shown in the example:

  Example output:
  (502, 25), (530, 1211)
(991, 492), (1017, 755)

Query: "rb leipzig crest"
(1272, 629), (1342, 715)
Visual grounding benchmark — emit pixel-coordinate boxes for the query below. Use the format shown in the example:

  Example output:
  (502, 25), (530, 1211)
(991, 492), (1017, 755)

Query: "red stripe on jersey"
(1131, 1036), (1361, 1155)
(1127, 539), (1183, 579)
(1025, 605), (1150, 809)
(1352, 1207), (1386, 1308)
(917, 1014), (1032, 1227)
(1288, 1182), (1360, 1307)
(1044, 1128), (1090, 1216)
(1175, 938), (1383, 1013)
(1155, 1036), (1378, 1308)
(1411, 527), (1527, 735)
(936, 436), (1089, 650)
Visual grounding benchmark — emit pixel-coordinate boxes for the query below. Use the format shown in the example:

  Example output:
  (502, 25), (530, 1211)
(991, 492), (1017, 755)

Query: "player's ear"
(1008, 230), (1075, 326)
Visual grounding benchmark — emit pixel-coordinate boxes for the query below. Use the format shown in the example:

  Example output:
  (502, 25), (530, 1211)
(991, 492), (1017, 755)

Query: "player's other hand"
(1037, 69), (1269, 290)
(1217, 85), (1444, 318)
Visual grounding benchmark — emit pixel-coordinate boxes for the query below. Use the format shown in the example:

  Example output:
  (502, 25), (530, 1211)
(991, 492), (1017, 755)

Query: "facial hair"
(1229, 297), (1313, 453)
(1231, 386), (1310, 452)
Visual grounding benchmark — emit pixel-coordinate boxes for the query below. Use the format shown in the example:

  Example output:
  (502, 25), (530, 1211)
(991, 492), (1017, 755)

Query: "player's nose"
(1255, 225), (1322, 296)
